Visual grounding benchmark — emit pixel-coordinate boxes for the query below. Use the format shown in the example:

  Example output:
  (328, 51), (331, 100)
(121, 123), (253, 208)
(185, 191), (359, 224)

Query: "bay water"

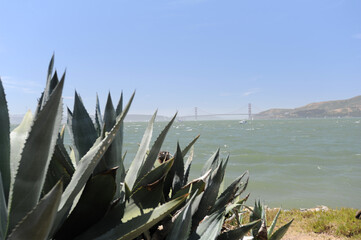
(12, 118), (360, 209)
(124, 118), (361, 209)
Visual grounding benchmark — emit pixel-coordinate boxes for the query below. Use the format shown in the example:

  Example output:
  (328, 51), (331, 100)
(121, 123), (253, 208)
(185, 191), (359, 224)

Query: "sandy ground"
(282, 231), (345, 240)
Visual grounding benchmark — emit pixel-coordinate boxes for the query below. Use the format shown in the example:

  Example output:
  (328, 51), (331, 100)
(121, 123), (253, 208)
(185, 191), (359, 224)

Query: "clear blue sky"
(0, 0), (360, 116)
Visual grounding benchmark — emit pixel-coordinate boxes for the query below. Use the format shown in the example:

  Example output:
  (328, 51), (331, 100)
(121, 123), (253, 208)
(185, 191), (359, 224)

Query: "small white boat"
(239, 120), (247, 124)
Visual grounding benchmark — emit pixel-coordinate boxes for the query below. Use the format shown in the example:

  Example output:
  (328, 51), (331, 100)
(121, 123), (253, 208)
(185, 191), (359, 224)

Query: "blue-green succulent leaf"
(136, 113), (177, 187)
(201, 149), (220, 175)
(7, 181), (62, 240)
(95, 195), (187, 240)
(125, 111), (156, 190)
(54, 92), (134, 233)
(8, 76), (64, 232)
(269, 219), (294, 240)
(211, 171), (248, 214)
(217, 220), (261, 240)
(0, 172), (7, 239)
(166, 191), (198, 240)
(192, 156), (228, 230)
(95, 94), (103, 136)
(0, 79), (10, 203)
(54, 169), (116, 240)
(190, 207), (225, 240)
(9, 111), (33, 196)
(181, 134), (200, 157)
(268, 208), (281, 237)
(71, 92), (97, 162)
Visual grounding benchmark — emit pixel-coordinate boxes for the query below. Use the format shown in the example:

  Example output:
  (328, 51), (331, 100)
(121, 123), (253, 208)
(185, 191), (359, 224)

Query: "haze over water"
(124, 118), (361, 209)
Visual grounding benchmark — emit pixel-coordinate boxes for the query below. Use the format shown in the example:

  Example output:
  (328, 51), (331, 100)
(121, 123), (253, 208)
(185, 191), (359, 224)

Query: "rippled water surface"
(123, 118), (361, 209)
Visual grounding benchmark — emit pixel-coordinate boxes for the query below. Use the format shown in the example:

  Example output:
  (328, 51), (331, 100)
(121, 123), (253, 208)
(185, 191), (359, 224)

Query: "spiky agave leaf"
(95, 94), (103, 136)
(190, 207), (226, 240)
(211, 171), (249, 214)
(54, 169), (117, 240)
(217, 220), (261, 240)
(114, 92), (125, 190)
(192, 156), (228, 230)
(94, 195), (187, 240)
(53, 92), (135, 234)
(94, 92), (125, 195)
(71, 92), (98, 162)
(43, 134), (75, 196)
(0, 173), (7, 239)
(250, 200), (263, 239)
(130, 158), (174, 210)
(35, 54), (55, 115)
(9, 110), (33, 194)
(135, 113), (177, 187)
(267, 208), (281, 237)
(7, 181), (63, 240)
(8, 75), (64, 232)
(0, 79), (10, 203)
(163, 143), (184, 200)
(201, 149), (220, 175)
(269, 219), (293, 240)
(181, 135), (200, 157)
(125, 111), (157, 190)
(166, 191), (198, 240)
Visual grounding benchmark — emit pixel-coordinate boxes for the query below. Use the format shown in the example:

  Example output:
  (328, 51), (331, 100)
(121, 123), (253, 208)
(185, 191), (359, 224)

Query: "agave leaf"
(7, 181), (63, 240)
(171, 143), (185, 194)
(190, 207), (226, 240)
(163, 143), (184, 199)
(131, 159), (174, 210)
(201, 149), (220, 175)
(166, 191), (198, 240)
(181, 134), (200, 157)
(74, 200), (126, 240)
(250, 200), (263, 238)
(8, 76), (64, 231)
(125, 111), (156, 190)
(217, 220), (261, 240)
(133, 158), (174, 191)
(171, 172), (208, 200)
(269, 219), (293, 240)
(0, 173), (7, 239)
(0, 79), (10, 203)
(183, 145), (194, 185)
(267, 208), (281, 237)
(9, 110), (33, 193)
(136, 113), (177, 186)
(54, 92), (134, 232)
(94, 93), (116, 174)
(35, 55), (55, 115)
(71, 92), (98, 161)
(95, 94), (103, 136)
(95, 194), (187, 240)
(40, 71), (59, 110)
(192, 156), (228, 230)
(115, 92), (125, 189)
(211, 171), (249, 214)
(43, 138), (75, 196)
(54, 169), (116, 240)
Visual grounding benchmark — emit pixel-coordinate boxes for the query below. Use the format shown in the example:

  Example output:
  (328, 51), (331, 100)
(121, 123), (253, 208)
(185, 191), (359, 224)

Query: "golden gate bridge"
(179, 103), (259, 120)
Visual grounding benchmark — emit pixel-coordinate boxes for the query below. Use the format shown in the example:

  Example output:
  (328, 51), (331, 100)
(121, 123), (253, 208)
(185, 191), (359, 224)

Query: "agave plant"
(0, 56), (291, 240)
(248, 200), (294, 240)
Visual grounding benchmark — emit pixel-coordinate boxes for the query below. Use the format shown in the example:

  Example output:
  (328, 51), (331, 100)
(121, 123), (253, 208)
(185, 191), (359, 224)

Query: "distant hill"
(256, 95), (361, 119)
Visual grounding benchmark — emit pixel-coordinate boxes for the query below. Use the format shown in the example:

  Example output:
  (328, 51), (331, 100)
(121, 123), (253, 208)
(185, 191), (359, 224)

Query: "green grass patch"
(237, 208), (361, 239)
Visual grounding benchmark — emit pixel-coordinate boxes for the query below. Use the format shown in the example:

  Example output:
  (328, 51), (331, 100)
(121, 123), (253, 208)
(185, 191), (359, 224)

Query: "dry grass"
(233, 208), (361, 239)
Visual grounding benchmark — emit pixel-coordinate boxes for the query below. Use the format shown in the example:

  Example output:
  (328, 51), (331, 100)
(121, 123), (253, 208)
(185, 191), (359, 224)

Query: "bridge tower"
(195, 107), (198, 120)
(248, 103), (252, 120)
